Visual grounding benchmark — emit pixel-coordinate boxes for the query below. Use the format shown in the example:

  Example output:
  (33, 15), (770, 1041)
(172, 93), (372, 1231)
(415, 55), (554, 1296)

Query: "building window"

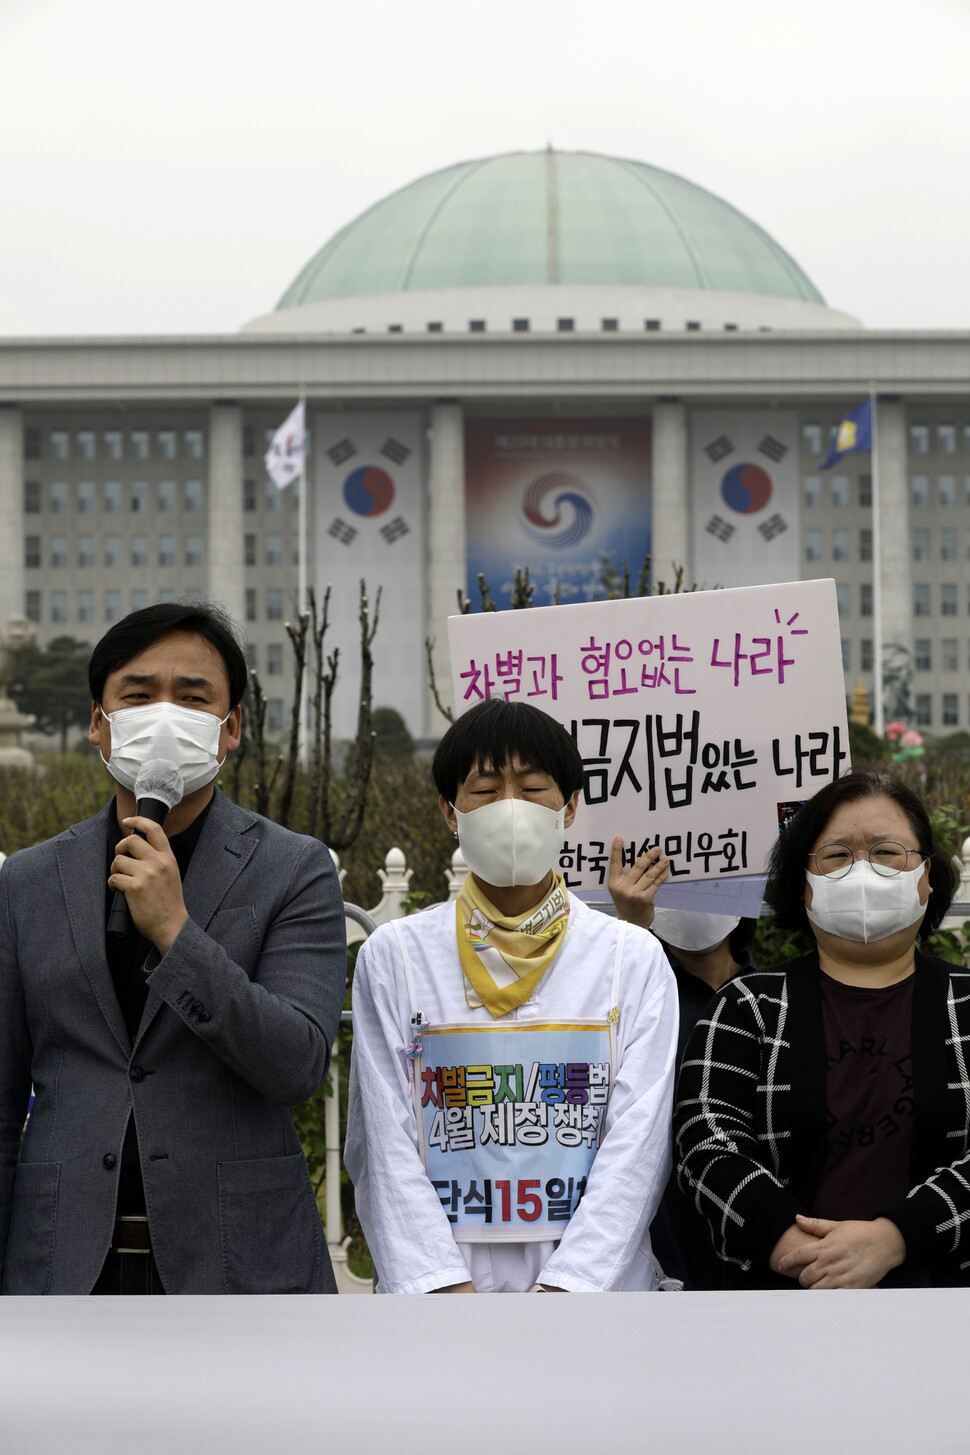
(77, 430), (96, 460)
(25, 536), (40, 569)
(243, 426), (255, 458)
(77, 480), (95, 513)
(131, 534), (148, 567)
(105, 589), (122, 623)
(940, 474), (956, 507)
(266, 534), (283, 566)
(267, 587), (284, 621)
(914, 584), (931, 617)
(245, 643), (257, 669)
(861, 638), (873, 671)
(831, 475), (849, 507)
(243, 478), (257, 512)
(512, 318), (530, 332)
(51, 536), (68, 569)
(557, 318), (574, 332)
(804, 475), (821, 508)
(78, 536), (96, 568)
(158, 534), (176, 567)
(860, 583), (873, 617)
(835, 583), (849, 617)
(645, 319), (661, 331)
(105, 481), (122, 512)
(50, 431), (69, 461)
(942, 528), (957, 561)
(387, 324), (403, 334)
(158, 480), (176, 513)
(802, 423), (822, 455)
(131, 481), (149, 512)
(602, 318), (619, 331)
(911, 474), (929, 508)
(265, 479), (282, 513)
(427, 322), (443, 333)
(184, 588), (204, 606)
(185, 480), (203, 513)
(469, 320), (486, 332)
(942, 583), (958, 616)
(943, 638), (958, 671)
(267, 643), (284, 676)
(910, 424), (929, 455)
(184, 429), (204, 459)
(104, 535), (121, 568)
(77, 589), (94, 623)
(51, 481), (69, 513)
(25, 590), (41, 623)
(913, 529), (930, 561)
(24, 428), (40, 459)
(185, 534), (204, 567)
(859, 528), (872, 561)
(158, 588), (176, 604)
(938, 424), (957, 455)
(131, 588), (149, 611)
(915, 694), (932, 726)
(858, 474), (872, 507)
(104, 430), (123, 460)
(686, 320), (701, 332)
(24, 480), (40, 514)
(244, 534), (256, 566)
(943, 694), (959, 726)
(245, 588), (257, 622)
(841, 638), (850, 671)
(131, 430), (150, 460)
(266, 699), (284, 734)
(157, 430), (177, 459)
(805, 529), (823, 562)
(832, 529), (849, 562)
(915, 638), (932, 671)
(51, 590), (68, 623)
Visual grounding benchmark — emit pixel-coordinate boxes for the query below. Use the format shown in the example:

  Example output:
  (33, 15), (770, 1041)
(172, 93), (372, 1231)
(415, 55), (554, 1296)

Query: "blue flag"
(820, 399), (873, 470)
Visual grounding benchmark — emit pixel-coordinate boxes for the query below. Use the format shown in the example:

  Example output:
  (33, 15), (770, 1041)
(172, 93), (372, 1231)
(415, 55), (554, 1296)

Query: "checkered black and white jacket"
(674, 952), (970, 1286)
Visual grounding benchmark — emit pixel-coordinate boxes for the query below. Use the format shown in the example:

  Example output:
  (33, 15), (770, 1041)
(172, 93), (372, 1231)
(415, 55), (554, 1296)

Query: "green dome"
(277, 149), (824, 308)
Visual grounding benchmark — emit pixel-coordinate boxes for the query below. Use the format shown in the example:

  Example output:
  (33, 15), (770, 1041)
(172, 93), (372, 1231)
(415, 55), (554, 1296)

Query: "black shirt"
(104, 799), (211, 1217)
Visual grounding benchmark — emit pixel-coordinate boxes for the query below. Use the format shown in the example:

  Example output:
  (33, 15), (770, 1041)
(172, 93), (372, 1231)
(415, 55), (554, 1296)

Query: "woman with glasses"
(674, 768), (970, 1288)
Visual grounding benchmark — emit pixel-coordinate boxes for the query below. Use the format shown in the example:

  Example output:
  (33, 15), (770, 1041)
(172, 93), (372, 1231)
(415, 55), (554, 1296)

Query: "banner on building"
(314, 413), (424, 737)
(448, 579), (848, 898)
(691, 411), (800, 588)
(464, 418), (651, 609)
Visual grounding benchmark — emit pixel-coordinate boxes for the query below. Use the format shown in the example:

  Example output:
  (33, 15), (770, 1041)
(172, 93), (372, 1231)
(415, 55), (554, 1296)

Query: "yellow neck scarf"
(455, 872), (570, 1019)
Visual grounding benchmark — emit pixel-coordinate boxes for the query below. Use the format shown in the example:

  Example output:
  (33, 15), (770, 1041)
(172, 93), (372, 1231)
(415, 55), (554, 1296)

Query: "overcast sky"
(2, 0), (967, 337)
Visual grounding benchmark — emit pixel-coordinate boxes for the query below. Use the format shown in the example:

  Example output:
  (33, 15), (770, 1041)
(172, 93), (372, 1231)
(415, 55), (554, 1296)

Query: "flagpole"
(298, 386), (308, 769)
(869, 382), (884, 738)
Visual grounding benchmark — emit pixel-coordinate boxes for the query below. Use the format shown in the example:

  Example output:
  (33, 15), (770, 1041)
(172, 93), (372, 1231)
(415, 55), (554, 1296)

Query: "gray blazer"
(0, 789), (346, 1294)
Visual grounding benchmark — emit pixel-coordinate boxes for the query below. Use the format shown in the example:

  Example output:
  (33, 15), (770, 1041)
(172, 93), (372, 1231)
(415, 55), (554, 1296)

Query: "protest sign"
(448, 579), (849, 900)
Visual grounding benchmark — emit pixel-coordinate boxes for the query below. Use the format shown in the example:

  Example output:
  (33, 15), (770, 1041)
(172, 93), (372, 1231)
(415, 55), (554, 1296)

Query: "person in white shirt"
(345, 698), (678, 1294)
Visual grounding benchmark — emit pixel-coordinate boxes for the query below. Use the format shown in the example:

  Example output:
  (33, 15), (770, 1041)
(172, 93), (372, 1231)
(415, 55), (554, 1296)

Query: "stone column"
(426, 401), (465, 735)
(207, 404), (244, 627)
(651, 401), (690, 587)
(0, 409), (23, 624)
(875, 399), (912, 722)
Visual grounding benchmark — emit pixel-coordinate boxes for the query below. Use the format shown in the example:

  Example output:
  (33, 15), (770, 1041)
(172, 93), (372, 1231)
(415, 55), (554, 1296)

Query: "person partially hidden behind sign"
(345, 698), (679, 1293)
(675, 769), (970, 1288)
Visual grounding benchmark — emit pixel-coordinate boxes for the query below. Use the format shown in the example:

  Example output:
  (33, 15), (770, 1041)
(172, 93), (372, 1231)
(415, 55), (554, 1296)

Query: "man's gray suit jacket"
(0, 788), (346, 1294)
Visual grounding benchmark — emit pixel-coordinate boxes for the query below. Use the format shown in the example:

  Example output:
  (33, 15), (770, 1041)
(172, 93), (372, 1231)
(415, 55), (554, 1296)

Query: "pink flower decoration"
(885, 721), (907, 742)
(900, 729), (923, 748)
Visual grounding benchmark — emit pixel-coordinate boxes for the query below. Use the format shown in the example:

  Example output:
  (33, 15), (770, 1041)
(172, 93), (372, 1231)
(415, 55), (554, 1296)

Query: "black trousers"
(92, 1251), (166, 1295)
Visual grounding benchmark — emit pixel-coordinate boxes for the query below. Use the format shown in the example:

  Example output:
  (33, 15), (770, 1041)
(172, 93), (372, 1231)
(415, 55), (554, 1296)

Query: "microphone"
(107, 759), (185, 940)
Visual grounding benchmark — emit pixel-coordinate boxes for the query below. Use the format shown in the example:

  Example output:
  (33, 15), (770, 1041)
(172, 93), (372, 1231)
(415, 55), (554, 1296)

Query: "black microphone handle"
(106, 796), (175, 940)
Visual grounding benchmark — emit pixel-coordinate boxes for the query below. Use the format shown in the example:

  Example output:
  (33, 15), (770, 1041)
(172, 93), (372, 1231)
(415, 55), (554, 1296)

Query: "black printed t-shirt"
(815, 970), (916, 1223)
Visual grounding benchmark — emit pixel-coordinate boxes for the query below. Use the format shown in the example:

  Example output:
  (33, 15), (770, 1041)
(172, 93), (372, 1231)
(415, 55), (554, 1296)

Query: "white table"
(2, 1289), (967, 1454)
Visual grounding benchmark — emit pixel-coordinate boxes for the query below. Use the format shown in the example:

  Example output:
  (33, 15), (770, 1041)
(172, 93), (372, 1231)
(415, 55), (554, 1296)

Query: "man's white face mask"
(453, 797), (566, 888)
(100, 700), (230, 796)
(805, 859), (928, 944)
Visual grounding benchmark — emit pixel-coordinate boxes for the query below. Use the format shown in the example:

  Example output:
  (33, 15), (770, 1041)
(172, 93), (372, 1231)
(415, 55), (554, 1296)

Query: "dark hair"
(88, 603), (248, 709)
(432, 699), (584, 806)
(729, 917), (758, 962)
(764, 768), (954, 940)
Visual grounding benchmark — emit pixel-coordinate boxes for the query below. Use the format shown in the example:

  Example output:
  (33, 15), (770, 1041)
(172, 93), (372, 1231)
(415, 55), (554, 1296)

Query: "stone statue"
(0, 616), (38, 770)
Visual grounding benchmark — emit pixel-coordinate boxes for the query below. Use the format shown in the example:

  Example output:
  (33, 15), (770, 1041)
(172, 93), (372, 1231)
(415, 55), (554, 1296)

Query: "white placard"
(448, 580), (849, 897)
(691, 410), (801, 588)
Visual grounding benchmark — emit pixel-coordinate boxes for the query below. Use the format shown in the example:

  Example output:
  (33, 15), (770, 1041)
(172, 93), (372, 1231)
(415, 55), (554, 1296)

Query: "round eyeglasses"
(807, 841), (924, 879)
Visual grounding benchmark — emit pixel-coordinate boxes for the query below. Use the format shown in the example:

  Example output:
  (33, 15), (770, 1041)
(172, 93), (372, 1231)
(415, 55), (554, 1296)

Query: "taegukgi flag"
(820, 399), (873, 471)
(265, 399), (306, 490)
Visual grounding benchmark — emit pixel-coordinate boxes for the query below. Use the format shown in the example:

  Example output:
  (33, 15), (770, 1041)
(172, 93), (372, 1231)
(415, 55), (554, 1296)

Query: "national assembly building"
(1, 148), (966, 739)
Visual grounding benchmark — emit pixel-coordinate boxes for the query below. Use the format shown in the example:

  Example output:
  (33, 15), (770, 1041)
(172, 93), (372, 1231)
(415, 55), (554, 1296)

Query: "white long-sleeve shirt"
(345, 896), (678, 1294)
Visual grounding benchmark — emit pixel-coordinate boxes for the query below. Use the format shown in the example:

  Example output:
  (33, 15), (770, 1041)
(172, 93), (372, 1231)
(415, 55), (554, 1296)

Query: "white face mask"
(650, 909), (740, 954)
(454, 797), (567, 888)
(100, 700), (231, 796)
(805, 859), (928, 944)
